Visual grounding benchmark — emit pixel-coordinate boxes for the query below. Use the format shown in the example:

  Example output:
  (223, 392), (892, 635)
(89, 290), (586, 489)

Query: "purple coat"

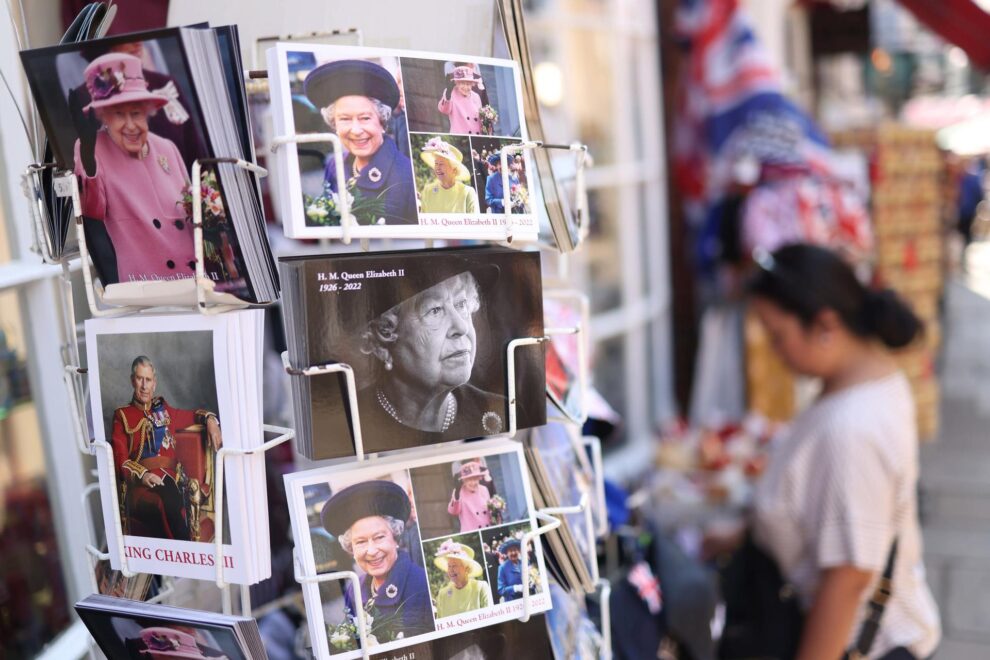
(74, 131), (194, 283)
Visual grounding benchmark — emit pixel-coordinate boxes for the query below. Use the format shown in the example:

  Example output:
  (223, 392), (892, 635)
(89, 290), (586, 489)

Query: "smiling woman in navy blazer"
(304, 59), (417, 225)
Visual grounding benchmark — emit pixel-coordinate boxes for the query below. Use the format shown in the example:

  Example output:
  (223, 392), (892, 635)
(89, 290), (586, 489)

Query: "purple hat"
(320, 480), (411, 537)
(83, 53), (168, 112)
(132, 627), (223, 659)
(304, 59), (400, 111)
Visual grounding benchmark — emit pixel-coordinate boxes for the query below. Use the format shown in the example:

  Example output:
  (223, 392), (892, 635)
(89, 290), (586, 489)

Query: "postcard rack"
(20, 24), (613, 660)
(22, 162), (76, 265)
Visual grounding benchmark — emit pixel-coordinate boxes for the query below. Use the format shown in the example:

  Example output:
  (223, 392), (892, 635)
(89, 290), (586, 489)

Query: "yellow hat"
(420, 137), (471, 182)
(433, 539), (483, 578)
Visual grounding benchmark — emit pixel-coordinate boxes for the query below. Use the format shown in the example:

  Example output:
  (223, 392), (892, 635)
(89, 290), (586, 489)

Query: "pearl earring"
(384, 355), (393, 371)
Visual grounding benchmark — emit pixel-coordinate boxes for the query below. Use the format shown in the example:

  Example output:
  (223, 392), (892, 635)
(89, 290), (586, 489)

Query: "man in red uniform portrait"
(111, 356), (222, 541)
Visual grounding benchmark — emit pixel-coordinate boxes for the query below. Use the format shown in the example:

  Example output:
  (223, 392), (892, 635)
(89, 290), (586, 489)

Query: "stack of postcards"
(285, 438), (553, 658)
(84, 310), (270, 584)
(21, 25), (279, 306)
(77, 594), (266, 659)
(280, 245), (547, 459)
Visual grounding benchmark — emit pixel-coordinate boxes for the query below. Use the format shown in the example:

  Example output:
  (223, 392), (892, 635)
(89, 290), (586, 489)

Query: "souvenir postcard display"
(77, 594), (266, 659)
(285, 438), (552, 659)
(20, 26), (279, 304)
(267, 43), (541, 241)
(84, 310), (269, 583)
(525, 418), (597, 593)
(280, 245), (546, 459)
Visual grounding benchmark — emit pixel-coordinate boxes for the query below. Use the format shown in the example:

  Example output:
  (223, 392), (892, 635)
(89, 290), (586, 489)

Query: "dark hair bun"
(865, 289), (924, 349)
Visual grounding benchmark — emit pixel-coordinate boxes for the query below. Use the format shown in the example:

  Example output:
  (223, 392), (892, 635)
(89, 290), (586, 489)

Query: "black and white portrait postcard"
(84, 310), (267, 583)
(266, 43), (540, 242)
(76, 594), (265, 659)
(284, 438), (551, 659)
(281, 246), (546, 459)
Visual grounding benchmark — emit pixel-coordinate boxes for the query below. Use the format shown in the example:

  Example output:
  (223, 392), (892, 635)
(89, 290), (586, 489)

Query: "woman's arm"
(797, 564), (875, 660)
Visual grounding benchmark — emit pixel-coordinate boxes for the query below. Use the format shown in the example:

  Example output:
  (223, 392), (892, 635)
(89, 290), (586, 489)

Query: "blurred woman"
(718, 244), (940, 660)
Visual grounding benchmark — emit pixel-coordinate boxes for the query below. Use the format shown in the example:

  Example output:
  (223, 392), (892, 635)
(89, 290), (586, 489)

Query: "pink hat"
(83, 53), (168, 112)
(450, 66), (480, 85)
(457, 461), (489, 481)
(133, 626), (227, 659)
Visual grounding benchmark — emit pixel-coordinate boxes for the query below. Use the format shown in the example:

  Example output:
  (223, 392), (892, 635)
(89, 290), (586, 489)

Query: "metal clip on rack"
(499, 141), (590, 245)
(65, 157), (268, 317)
(506, 326), (581, 437)
(190, 158), (270, 315)
(280, 351), (368, 460)
(269, 133), (359, 244)
(292, 552), (372, 660)
(584, 435), (609, 539)
(543, 289), (591, 426)
(212, 425), (295, 616)
(283, 346), (374, 659)
(519, 493), (591, 621)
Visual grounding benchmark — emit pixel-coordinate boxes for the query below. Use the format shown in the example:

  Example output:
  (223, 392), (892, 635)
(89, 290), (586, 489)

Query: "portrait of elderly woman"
(72, 52), (196, 284)
(433, 539), (492, 619)
(416, 136), (479, 214)
(321, 480), (435, 643)
(356, 260), (507, 442)
(303, 59), (417, 225)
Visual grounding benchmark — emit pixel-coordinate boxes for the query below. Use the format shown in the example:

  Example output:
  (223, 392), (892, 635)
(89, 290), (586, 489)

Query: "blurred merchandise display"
(832, 124), (944, 439)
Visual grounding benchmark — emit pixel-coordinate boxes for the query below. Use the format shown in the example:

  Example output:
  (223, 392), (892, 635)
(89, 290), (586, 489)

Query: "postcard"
(20, 27), (278, 303)
(267, 43), (541, 241)
(280, 246), (546, 459)
(76, 594), (265, 659)
(285, 438), (552, 659)
(368, 615), (554, 659)
(84, 311), (267, 583)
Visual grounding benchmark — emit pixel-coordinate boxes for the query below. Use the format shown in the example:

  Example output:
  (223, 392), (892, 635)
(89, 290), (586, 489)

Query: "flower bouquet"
(304, 182), (389, 227)
(487, 494), (507, 525)
(179, 170), (225, 228)
(527, 565), (541, 594)
(479, 105), (499, 135)
(178, 170), (229, 273)
(327, 601), (405, 653)
(510, 184), (530, 213)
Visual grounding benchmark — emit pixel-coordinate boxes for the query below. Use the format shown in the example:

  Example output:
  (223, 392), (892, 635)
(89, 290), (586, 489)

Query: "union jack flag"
(627, 560), (663, 615)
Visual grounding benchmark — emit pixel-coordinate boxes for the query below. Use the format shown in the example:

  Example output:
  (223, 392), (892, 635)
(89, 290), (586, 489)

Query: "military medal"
(368, 167), (382, 183)
(385, 584), (398, 598)
(158, 155), (171, 173)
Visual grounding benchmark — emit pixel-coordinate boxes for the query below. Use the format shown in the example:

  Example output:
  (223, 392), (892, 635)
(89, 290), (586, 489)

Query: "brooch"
(368, 167), (382, 183)
(385, 584), (398, 599)
(158, 155), (170, 174)
(482, 411), (503, 434)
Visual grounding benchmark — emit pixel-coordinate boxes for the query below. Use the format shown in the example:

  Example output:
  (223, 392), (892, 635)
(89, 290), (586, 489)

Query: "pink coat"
(448, 484), (492, 532)
(74, 131), (195, 283)
(438, 89), (483, 135)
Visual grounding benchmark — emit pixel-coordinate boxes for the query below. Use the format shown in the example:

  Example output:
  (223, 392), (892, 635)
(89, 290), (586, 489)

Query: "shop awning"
(890, 0), (990, 70)
(808, 0), (990, 70)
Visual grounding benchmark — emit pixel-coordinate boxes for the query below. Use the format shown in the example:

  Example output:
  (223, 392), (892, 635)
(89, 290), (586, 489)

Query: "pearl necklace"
(377, 389), (457, 432)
